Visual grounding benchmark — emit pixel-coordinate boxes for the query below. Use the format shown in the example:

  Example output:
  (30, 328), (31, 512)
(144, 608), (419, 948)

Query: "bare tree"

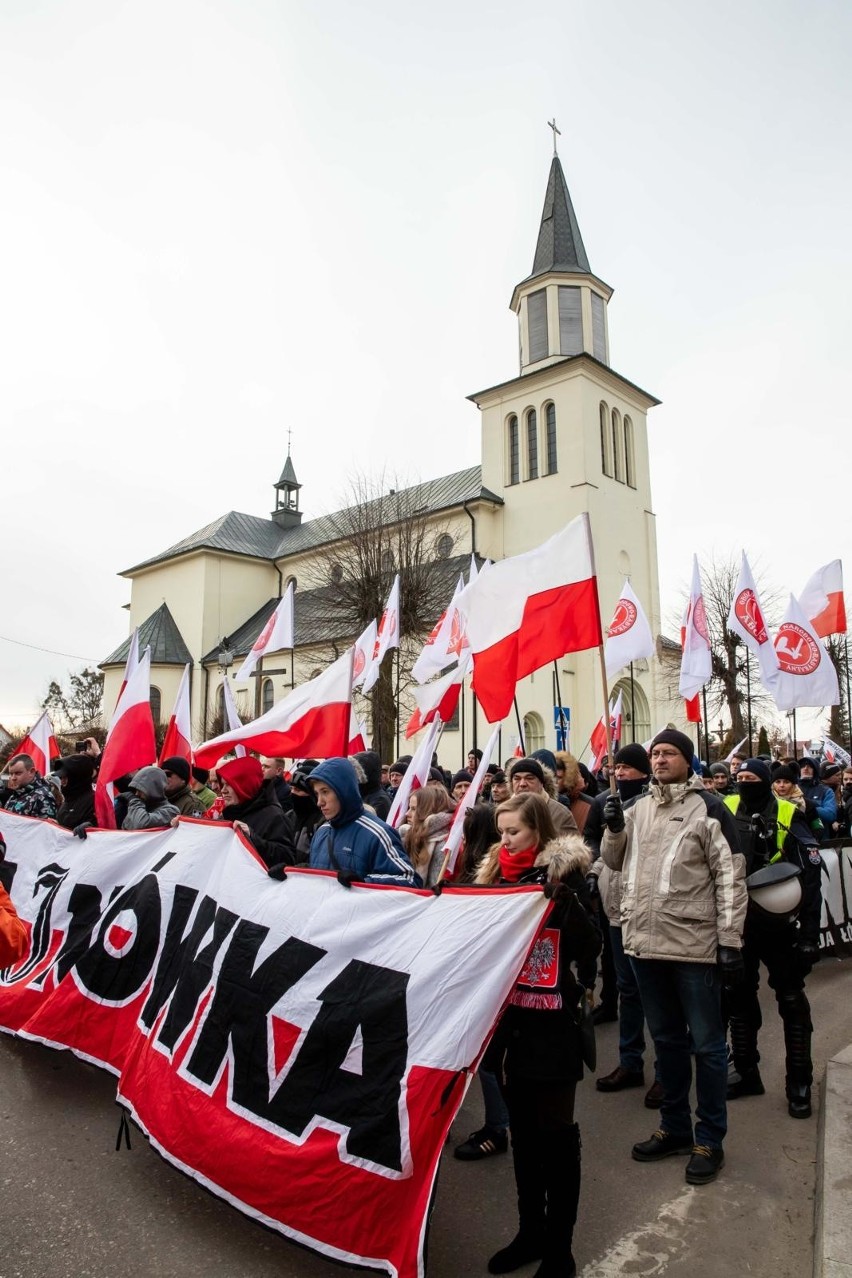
(42, 667), (105, 733)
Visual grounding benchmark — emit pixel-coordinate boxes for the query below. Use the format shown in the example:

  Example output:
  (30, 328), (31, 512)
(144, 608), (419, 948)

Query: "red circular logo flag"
(776, 623), (821, 675)
(693, 596), (710, 641)
(609, 599), (637, 637)
(353, 646), (366, 678)
(734, 589), (768, 644)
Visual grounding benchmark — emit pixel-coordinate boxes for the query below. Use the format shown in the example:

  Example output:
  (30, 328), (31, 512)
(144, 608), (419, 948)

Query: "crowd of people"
(0, 729), (837, 1278)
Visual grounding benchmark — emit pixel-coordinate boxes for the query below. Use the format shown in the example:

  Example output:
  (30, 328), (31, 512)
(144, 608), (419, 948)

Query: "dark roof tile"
(101, 603), (193, 668)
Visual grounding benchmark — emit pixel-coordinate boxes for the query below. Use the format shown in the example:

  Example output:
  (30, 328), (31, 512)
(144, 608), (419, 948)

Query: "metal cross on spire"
(287, 425), (292, 455)
(547, 117), (561, 156)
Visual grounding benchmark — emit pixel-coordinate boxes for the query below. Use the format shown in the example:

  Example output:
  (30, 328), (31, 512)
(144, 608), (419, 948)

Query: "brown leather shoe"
(596, 1065), (645, 1092)
(644, 1080), (665, 1108)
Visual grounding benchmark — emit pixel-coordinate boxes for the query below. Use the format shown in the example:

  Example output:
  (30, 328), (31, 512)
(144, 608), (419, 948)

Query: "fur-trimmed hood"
(507, 758), (559, 799)
(474, 832), (590, 885)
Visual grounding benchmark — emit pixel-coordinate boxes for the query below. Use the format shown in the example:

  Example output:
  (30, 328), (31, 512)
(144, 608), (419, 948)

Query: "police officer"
(723, 758), (822, 1118)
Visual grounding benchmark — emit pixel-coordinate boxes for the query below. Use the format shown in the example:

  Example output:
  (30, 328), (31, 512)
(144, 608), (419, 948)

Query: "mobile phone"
(75, 741), (88, 752)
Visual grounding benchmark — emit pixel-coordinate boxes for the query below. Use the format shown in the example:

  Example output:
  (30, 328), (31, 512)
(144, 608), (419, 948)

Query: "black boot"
(488, 1127), (545, 1274)
(780, 990), (813, 1119)
(531, 1123), (581, 1278)
(727, 1002), (761, 1080)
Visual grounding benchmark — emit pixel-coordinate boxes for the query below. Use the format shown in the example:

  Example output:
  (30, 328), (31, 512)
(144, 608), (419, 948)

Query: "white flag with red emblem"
(604, 580), (655, 678)
(13, 711), (60, 777)
(362, 575), (400, 694)
(405, 655), (471, 738)
(412, 576), (467, 685)
(679, 556), (712, 701)
(234, 583), (295, 683)
(726, 552), (778, 691)
(387, 714), (444, 829)
(158, 664), (193, 765)
(351, 620), (378, 690)
(95, 649), (157, 828)
(771, 595), (840, 711)
(798, 560), (847, 638)
(441, 723), (501, 876)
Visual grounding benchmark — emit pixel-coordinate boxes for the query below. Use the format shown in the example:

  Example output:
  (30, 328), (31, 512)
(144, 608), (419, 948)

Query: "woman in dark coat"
(217, 757), (297, 870)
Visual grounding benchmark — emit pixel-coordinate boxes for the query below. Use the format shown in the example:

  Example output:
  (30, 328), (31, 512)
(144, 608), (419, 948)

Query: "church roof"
(276, 454), (299, 488)
(100, 602), (193, 668)
(521, 155), (592, 286)
(124, 466), (502, 575)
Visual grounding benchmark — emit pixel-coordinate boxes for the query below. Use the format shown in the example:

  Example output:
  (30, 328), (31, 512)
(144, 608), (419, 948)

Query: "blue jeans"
(610, 923), (656, 1077)
(480, 1066), (509, 1133)
(631, 958), (727, 1149)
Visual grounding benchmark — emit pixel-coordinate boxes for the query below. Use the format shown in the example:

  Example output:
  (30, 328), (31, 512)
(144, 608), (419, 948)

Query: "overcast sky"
(2, 0), (850, 737)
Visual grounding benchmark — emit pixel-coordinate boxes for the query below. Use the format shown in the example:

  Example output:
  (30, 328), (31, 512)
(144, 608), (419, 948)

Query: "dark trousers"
(504, 1082), (580, 1263)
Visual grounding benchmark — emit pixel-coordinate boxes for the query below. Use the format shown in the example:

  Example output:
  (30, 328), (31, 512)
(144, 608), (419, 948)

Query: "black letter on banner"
(73, 874), (162, 1003)
(47, 883), (107, 986)
(143, 890), (239, 1050)
(269, 959), (410, 1173)
(186, 921), (325, 1105)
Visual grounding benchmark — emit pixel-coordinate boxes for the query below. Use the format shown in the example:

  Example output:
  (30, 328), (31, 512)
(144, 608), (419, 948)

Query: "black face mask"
(616, 776), (648, 803)
(737, 779), (771, 813)
(291, 791), (319, 818)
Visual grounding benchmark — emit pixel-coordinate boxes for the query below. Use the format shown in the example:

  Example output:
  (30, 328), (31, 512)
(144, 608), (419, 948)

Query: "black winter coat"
(222, 780), (297, 870)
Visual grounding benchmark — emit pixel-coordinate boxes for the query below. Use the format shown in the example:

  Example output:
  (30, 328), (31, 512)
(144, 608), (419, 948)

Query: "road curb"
(815, 1041), (852, 1278)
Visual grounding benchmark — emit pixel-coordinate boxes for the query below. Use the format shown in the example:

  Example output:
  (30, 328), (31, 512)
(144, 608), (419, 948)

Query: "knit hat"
(821, 762), (842, 780)
(773, 763), (799, 784)
(428, 767), (448, 786)
(649, 729), (694, 768)
(389, 759), (409, 778)
(510, 758), (545, 784)
(218, 756), (264, 802)
(613, 744), (651, 775)
(160, 756), (191, 783)
(737, 758), (772, 784)
(129, 766), (168, 802)
(191, 766), (210, 785)
(710, 762), (731, 778)
(451, 769), (474, 790)
(531, 748), (558, 774)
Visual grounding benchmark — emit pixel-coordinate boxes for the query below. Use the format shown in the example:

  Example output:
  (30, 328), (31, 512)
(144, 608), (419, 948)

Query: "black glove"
(717, 946), (744, 986)
(431, 880), (445, 896)
(602, 795), (624, 833)
(337, 868), (359, 889)
(543, 880), (575, 905)
(585, 872), (600, 900)
(795, 941), (819, 975)
(72, 823), (89, 840)
(267, 863), (288, 881)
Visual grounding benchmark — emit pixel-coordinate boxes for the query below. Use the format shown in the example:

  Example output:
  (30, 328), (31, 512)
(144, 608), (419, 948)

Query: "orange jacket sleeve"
(0, 882), (28, 967)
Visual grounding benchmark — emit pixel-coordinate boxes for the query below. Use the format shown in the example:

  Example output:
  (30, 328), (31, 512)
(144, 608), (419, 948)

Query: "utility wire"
(0, 633), (100, 663)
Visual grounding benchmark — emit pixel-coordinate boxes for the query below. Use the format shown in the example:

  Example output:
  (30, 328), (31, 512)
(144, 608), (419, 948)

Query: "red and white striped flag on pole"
(588, 692), (623, 771)
(234, 583), (295, 683)
(441, 723), (501, 877)
(387, 715), (445, 830)
(196, 650), (353, 768)
(115, 627), (141, 709)
(798, 561), (847, 638)
(221, 676), (247, 759)
(95, 649), (157, 829)
(13, 711), (60, 777)
(347, 709), (369, 755)
(405, 656), (471, 739)
(362, 576), (401, 694)
(158, 664), (192, 765)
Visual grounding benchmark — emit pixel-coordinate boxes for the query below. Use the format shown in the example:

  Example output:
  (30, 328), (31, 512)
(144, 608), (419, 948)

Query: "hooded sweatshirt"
(352, 750), (391, 820)
(122, 767), (181, 830)
(797, 757), (837, 828)
(308, 758), (419, 885)
(55, 755), (96, 830)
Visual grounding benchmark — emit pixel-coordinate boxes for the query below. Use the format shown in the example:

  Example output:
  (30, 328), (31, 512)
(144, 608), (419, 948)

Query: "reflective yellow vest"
(723, 795), (797, 863)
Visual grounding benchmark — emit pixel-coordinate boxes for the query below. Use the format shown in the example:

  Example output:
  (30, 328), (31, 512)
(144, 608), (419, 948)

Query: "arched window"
(612, 676), (651, 745)
(508, 415), (520, 484)
(262, 678), (274, 714)
(526, 409), (538, 480)
(149, 686), (162, 724)
(522, 712), (546, 755)
(612, 409), (624, 482)
(544, 403), (557, 474)
(624, 416), (636, 487)
(600, 402), (612, 476)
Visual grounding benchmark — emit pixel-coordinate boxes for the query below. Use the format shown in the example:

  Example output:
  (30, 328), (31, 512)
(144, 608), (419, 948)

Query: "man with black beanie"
(161, 756), (205, 817)
(721, 758), (822, 1119)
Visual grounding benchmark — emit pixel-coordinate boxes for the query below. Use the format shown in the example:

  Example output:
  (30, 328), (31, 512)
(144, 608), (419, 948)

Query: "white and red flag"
(604, 580), (654, 678)
(348, 709), (368, 755)
(771, 595), (840, 712)
(221, 676), (247, 759)
(351, 619), (378, 690)
(114, 627), (142, 710)
(441, 723), (501, 877)
(94, 649), (157, 828)
(362, 575), (400, 695)
(234, 584), (295, 683)
(196, 650), (353, 768)
(679, 556), (712, 705)
(158, 664), (192, 765)
(405, 655), (471, 739)
(12, 711), (60, 777)
(411, 576), (467, 685)
(726, 551), (778, 691)
(799, 561), (847, 638)
(725, 735), (748, 763)
(454, 515), (602, 724)
(387, 714), (444, 829)
(588, 692), (623, 771)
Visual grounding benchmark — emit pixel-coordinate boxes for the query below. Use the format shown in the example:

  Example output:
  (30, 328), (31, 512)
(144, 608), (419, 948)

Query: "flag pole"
(629, 661), (636, 743)
(513, 696), (525, 755)
(395, 646), (401, 760)
(254, 654), (263, 718)
(461, 684), (466, 765)
(745, 650), (753, 756)
(552, 660), (568, 750)
(290, 645), (295, 691)
(584, 513), (617, 795)
(792, 708), (798, 759)
(471, 689), (478, 756)
(845, 635), (852, 755)
(702, 684), (711, 761)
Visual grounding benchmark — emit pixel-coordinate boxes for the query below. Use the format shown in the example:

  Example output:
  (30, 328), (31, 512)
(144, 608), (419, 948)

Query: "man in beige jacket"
(601, 728), (747, 1186)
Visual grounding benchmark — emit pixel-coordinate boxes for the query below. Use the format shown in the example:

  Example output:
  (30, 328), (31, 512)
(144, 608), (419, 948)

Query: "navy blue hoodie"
(308, 758), (420, 886)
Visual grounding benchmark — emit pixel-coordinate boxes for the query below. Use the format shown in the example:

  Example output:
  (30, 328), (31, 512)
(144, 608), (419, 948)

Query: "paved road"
(1, 957), (848, 1278)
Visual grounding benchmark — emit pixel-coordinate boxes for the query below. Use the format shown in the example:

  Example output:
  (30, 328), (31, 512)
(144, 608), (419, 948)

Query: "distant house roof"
(101, 602), (194, 668)
(123, 466), (502, 575)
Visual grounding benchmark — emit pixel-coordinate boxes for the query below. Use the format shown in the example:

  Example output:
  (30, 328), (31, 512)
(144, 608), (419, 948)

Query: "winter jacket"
(167, 784), (205, 818)
(400, 810), (453, 886)
(2, 774), (57, 819)
(122, 766), (180, 830)
(724, 793), (822, 946)
(352, 750), (391, 821)
(308, 758), (419, 885)
(0, 882), (27, 967)
(798, 761), (837, 828)
(54, 755), (96, 830)
(192, 783), (217, 811)
(601, 775), (747, 964)
(221, 779), (297, 870)
(587, 787), (647, 925)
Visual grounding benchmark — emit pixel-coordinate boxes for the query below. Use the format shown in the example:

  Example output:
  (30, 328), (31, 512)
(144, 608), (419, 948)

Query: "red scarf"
(499, 844), (539, 882)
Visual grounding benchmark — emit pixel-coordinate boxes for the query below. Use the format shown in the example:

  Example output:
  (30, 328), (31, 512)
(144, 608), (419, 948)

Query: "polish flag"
(771, 595), (840, 712)
(234, 583), (295, 683)
(158, 665), (192, 765)
(114, 628), (141, 710)
(412, 576), (466, 685)
(685, 694), (702, 724)
(362, 575), (400, 694)
(195, 650), (353, 768)
(405, 655), (471, 738)
(441, 723), (501, 877)
(727, 552), (778, 691)
(725, 736), (748, 763)
(387, 714), (445, 829)
(13, 711), (60, 777)
(604, 580), (655, 678)
(588, 692), (623, 771)
(454, 515), (602, 724)
(222, 676), (247, 759)
(679, 556), (712, 701)
(348, 709), (368, 754)
(799, 561), (847, 638)
(351, 620), (378, 690)
(95, 649), (157, 829)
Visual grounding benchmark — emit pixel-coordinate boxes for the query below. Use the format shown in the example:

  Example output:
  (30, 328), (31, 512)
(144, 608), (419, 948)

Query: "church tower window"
(527, 290), (548, 363)
(624, 416), (636, 487)
(600, 402), (613, 476)
(526, 409), (538, 479)
(591, 292), (608, 364)
(149, 686), (162, 724)
(612, 408), (624, 482)
(508, 416), (520, 484)
(545, 403), (557, 474)
(558, 286), (583, 356)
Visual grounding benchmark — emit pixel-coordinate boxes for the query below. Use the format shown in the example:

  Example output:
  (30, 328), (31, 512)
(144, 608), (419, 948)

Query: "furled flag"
(362, 575), (401, 695)
(348, 709), (368, 754)
(411, 576), (467, 685)
(387, 713), (445, 829)
(454, 514), (602, 724)
(114, 627), (141, 710)
(13, 711), (60, 777)
(234, 583), (295, 683)
(441, 723), (501, 878)
(94, 649), (157, 829)
(771, 595), (840, 712)
(351, 619), (378, 690)
(405, 655), (471, 738)
(158, 664), (192, 765)
(221, 676), (247, 759)
(604, 579), (655, 678)
(588, 692), (622, 771)
(727, 551), (779, 691)
(195, 650), (353, 767)
(725, 735), (748, 763)
(799, 561), (847, 638)
(679, 556), (712, 702)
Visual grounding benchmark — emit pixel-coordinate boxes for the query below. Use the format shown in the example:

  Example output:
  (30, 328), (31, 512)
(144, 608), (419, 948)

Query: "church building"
(101, 149), (683, 762)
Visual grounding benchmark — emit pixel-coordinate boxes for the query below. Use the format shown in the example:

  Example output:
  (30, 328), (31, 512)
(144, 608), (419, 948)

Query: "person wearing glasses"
(160, 756), (205, 817)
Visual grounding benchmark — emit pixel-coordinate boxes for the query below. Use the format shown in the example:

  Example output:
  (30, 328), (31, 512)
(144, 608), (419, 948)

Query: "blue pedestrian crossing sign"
(553, 706), (571, 750)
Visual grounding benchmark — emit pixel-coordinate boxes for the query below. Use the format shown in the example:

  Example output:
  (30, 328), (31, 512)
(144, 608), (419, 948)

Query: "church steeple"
(272, 448), (302, 528)
(510, 143), (613, 376)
